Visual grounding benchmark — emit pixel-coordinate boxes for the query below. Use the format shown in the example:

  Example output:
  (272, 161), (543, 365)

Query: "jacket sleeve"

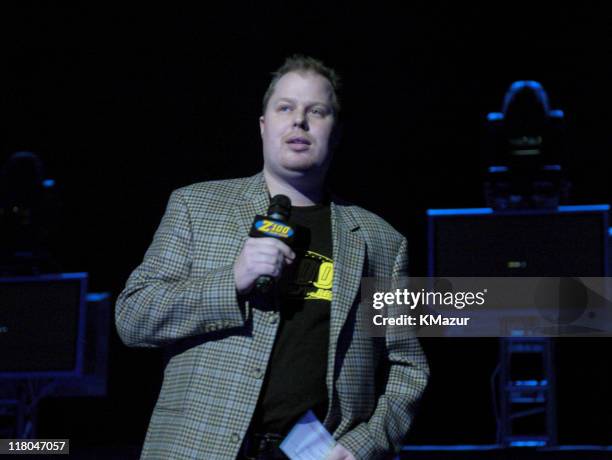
(115, 188), (248, 348)
(337, 237), (430, 459)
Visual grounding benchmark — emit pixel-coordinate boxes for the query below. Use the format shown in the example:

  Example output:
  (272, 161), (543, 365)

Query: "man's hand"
(234, 237), (295, 294)
(326, 443), (356, 460)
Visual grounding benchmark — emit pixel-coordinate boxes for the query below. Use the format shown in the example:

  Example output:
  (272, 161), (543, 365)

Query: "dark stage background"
(2, 2), (612, 454)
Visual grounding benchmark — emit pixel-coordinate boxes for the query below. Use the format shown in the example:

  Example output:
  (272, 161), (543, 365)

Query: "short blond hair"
(262, 54), (341, 116)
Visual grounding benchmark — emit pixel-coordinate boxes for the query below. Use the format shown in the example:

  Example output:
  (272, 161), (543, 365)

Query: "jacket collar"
(236, 171), (360, 229)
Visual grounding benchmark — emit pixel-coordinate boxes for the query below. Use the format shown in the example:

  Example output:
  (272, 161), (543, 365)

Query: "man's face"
(260, 71), (335, 181)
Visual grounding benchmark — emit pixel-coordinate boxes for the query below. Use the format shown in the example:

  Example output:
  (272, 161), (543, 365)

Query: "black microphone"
(249, 195), (294, 293)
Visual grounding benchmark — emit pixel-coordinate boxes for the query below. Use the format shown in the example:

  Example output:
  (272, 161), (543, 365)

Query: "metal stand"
(0, 380), (59, 439)
(499, 337), (557, 447)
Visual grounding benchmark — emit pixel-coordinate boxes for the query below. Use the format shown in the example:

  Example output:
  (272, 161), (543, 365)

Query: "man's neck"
(263, 169), (326, 206)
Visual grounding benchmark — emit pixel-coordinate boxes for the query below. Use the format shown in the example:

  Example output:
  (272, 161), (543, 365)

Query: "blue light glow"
(509, 441), (547, 447)
(427, 208), (493, 216)
(402, 444), (612, 452)
(86, 293), (110, 302)
(558, 205), (609, 212)
(510, 397), (546, 403)
(549, 109), (564, 118)
(513, 380), (548, 387)
(514, 380), (538, 386)
(60, 273), (88, 280)
(403, 445), (501, 451)
(429, 205), (609, 216)
(510, 81), (541, 91)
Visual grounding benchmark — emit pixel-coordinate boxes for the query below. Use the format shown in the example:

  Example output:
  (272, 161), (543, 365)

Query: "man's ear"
(259, 115), (265, 136)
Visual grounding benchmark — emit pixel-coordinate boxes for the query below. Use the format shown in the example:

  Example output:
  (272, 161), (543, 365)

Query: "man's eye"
(279, 105), (292, 112)
(310, 108), (326, 116)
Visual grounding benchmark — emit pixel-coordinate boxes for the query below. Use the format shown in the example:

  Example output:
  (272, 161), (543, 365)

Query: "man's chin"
(281, 162), (317, 173)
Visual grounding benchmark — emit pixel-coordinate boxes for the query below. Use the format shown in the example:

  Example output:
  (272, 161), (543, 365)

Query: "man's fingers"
(255, 238), (295, 260)
(234, 237), (295, 293)
(249, 249), (288, 268)
(248, 244), (287, 259)
(256, 261), (282, 277)
(250, 251), (282, 264)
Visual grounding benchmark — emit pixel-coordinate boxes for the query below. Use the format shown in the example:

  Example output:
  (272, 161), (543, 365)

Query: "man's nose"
(292, 110), (308, 130)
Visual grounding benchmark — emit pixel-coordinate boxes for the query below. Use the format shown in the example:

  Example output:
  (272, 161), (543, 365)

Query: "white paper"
(280, 410), (336, 460)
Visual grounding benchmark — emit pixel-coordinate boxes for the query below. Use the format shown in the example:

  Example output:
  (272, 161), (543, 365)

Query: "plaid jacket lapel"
(327, 202), (365, 391)
(233, 172), (270, 237)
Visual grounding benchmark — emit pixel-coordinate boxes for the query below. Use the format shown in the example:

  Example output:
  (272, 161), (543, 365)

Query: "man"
(115, 55), (429, 460)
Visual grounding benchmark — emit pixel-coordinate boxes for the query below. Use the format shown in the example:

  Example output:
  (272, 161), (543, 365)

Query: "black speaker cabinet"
(427, 205), (608, 278)
(0, 273), (87, 378)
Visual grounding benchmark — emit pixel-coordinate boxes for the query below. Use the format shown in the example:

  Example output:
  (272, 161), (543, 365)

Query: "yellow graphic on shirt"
(287, 251), (333, 302)
(307, 251), (333, 301)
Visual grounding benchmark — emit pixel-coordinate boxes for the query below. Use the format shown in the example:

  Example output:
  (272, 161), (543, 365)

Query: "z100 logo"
(254, 219), (294, 239)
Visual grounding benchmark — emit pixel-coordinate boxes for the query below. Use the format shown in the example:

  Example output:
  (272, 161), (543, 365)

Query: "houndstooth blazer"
(115, 172), (429, 460)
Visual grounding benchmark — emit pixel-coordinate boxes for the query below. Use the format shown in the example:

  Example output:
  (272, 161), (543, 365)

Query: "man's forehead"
(271, 71), (333, 104)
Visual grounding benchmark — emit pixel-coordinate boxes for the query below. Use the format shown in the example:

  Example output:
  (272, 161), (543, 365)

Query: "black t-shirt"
(251, 203), (333, 436)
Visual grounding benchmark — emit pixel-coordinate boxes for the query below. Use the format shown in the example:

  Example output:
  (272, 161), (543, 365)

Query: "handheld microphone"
(249, 195), (294, 293)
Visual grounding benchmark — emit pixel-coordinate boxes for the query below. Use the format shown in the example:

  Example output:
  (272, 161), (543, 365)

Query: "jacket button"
(230, 432), (240, 443)
(268, 314), (279, 325)
(252, 367), (264, 379)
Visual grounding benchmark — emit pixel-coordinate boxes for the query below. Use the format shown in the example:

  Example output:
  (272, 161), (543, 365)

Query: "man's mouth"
(286, 137), (312, 145)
